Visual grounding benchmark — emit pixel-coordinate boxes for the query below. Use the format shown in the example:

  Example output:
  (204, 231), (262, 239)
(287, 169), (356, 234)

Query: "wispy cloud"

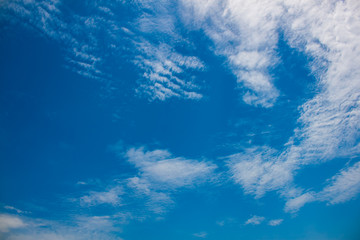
(180, 0), (282, 107)
(126, 147), (216, 188)
(2, 0), (208, 101)
(124, 146), (217, 213)
(130, 0), (207, 101)
(268, 219), (283, 226)
(133, 41), (205, 101)
(218, 0), (360, 212)
(75, 145), (217, 215)
(284, 192), (315, 213)
(227, 147), (295, 198)
(1, 0), (129, 83)
(0, 214), (26, 233)
(0, 213), (127, 240)
(80, 186), (123, 207)
(318, 161), (360, 205)
(3, 0), (360, 228)
(3, 206), (26, 215)
(245, 215), (265, 225)
(193, 231), (208, 238)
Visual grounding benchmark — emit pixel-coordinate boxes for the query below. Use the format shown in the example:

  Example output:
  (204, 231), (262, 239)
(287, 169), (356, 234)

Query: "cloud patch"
(0, 214), (26, 233)
(245, 215), (265, 225)
(134, 41), (205, 101)
(268, 219), (283, 226)
(124, 146), (217, 213)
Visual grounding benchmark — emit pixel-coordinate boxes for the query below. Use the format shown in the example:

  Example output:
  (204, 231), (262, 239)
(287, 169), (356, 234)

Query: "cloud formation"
(268, 219), (283, 226)
(193, 231), (208, 238)
(77, 145), (217, 215)
(180, 0), (282, 107)
(245, 215), (265, 225)
(125, 147), (217, 213)
(80, 186), (124, 207)
(0, 214), (26, 233)
(133, 41), (205, 100)
(0, 214), (126, 240)
(1, 0), (360, 235)
(2, 0), (210, 101)
(214, 0), (360, 211)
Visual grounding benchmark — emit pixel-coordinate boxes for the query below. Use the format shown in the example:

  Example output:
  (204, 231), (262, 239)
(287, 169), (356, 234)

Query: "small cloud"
(245, 215), (265, 225)
(318, 161), (360, 205)
(4, 206), (24, 214)
(133, 40), (205, 101)
(193, 232), (207, 238)
(268, 219), (283, 226)
(285, 192), (315, 213)
(216, 220), (225, 226)
(216, 218), (237, 227)
(0, 214), (27, 233)
(80, 186), (123, 207)
(125, 147), (217, 188)
(77, 181), (87, 185)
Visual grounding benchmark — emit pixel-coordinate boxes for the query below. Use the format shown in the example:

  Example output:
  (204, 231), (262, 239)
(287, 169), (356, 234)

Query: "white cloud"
(127, 176), (174, 214)
(284, 192), (315, 213)
(216, 220), (225, 227)
(3, 0), (207, 101)
(227, 147), (294, 198)
(282, 0), (360, 169)
(3, 206), (25, 214)
(125, 146), (217, 213)
(129, 0), (207, 101)
(268, 219), (283, 226)
(134, 40), (205, 101)
(1, 213), (128, 240)
(193, 232), (207, 238)
(318, 161), (360, 204)
(2, 216), (122, 240)
(0, 214), (26, 233)
(180, 0), (282, 107)
(80, 186), (123, 207)
(215, 0), (360, 212)
(4, 0), (360, 219)
(282, 160), (360, 211)
(245, 215), (265, 225)
(126, 147), (216, 188)
(73, 145), (217, 215)
(1, 0), (124, 81)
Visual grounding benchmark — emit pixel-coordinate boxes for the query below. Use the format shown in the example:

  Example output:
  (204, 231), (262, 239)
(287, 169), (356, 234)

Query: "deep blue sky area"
(1, 1), (360, 240)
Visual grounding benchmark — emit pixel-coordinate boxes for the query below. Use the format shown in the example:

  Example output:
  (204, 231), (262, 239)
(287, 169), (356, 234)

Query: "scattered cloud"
(215, 218), (238, 227)
(318, 161), (360, 205)
(223, 0), (360, 212)
(268, 219), (283, 226)
(124, 146), (217, 213)
(2, 0), (360, 234)
(284, 192), (315, 213)
(1, 0), (124, 81)
(193, 231), (207, 238)
(216, 220), (225, 227)
(180, 0), (281, 107)
(245, 215), (265, 225)
(73, 145), (217, 215)
(0, 214), (26, 233)
(133, 41), (205, 101)
(3, 206), (25, 214)
(227, 147), (294, 198)
(1, 0), (208, 101)
(126, 147), (216, 188)
(76, 181), (87, 186)
(0, 213), (126, 240)
(80, 186), (124, 207)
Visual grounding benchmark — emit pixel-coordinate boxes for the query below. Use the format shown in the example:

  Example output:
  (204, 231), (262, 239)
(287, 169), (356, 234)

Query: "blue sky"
(1, 0), (360, 239)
